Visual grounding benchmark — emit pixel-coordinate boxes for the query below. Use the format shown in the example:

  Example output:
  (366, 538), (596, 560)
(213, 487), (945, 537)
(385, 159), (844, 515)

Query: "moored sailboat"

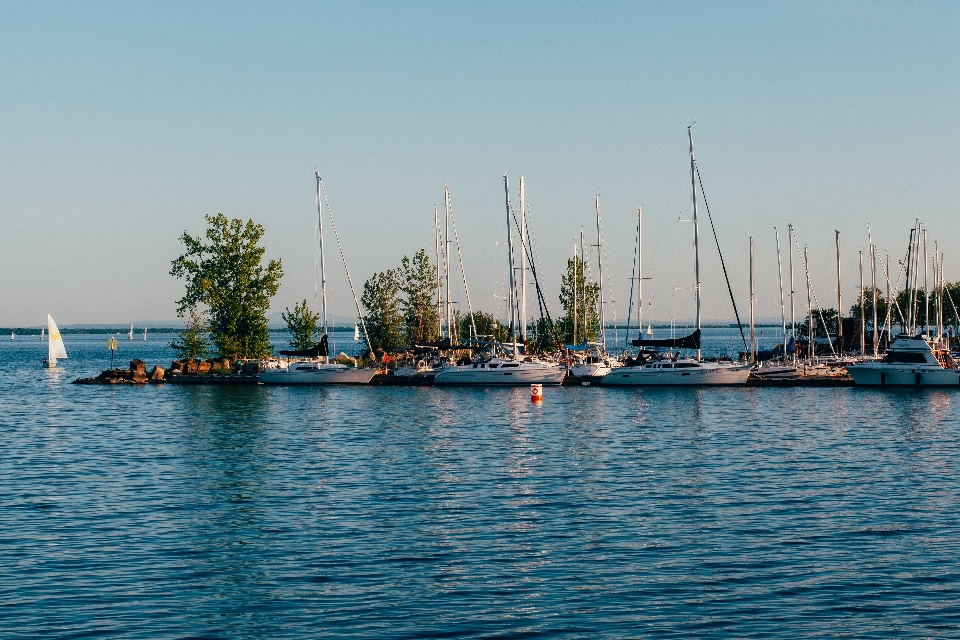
(601, 128), (751, 386)
(260, 172), (376, 386)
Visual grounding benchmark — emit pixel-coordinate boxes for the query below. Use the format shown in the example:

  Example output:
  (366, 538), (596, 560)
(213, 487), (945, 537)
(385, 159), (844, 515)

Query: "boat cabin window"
(488, 363), (499, 368)
(472, 363), (478, 368)
(675, 362), (699, 368)
(501, 363), (520, 368)
(884, 351), (927, 364)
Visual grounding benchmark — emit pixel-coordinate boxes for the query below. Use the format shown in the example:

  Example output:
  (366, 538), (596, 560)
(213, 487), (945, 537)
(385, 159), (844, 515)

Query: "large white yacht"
(433, 357), (565, 386)
(846, 334), (957, 387)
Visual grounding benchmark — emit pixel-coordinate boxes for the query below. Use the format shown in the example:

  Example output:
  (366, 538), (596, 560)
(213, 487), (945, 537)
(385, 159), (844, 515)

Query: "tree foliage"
(170, 306), (212, 361)
(282, 299), (320, 351)
(361, 268), (405, 350)
(400, 249), (441, 345)
(557, 256), (600, 344)
(170, 214), (283, 360)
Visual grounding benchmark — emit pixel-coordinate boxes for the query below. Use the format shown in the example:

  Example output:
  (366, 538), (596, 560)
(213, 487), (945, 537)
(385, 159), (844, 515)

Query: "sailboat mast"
(595, 195), (605, 351)
(580, 230), (587, 344)
(885, 253), (892, 338)
(638, 207), (643, 345)
(519, 177), (527, 345)
(573, 242), (578, 345)
(315, 172), (329, 335)
(859, 250), (865, 355)
(504, 174), (517, 357)
(444, 187), (452, 340)
(788, 223), (796, 363)
(775, 227), (786, 360)
(924, 228), (929, 338)
(435, 205), (442, 340)
(871, 243), (878, 355)
(805, 246), (813, 360)
(749, 236), (755, 362)
(835, 230), (843, 354)
(688, 126), (701, 360)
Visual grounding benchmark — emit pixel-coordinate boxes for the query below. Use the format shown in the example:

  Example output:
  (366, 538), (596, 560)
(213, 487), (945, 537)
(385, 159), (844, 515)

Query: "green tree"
(557, 256), (600, 344)
(848, 288), (889, 330)
(282, 299), (320, 350)
(170, 306), (212, 361)
(170, 214), (283, 360)
(797, 308), (838, 339)
(459, 310), (507, 344)
(361, 268), (405, 350)
(400, 249), (440, 345)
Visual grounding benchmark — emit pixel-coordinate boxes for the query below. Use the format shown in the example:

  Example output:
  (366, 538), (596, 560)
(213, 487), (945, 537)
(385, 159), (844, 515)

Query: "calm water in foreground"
(3, 333), (960, 637)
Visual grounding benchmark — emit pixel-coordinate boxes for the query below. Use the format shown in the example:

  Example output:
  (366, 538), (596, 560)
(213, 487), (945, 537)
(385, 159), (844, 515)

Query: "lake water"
(3, 332), (960, 637)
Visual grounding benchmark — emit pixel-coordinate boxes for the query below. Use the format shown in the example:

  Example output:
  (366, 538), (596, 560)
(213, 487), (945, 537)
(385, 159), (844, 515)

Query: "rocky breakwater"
(73, 359), (166, 385)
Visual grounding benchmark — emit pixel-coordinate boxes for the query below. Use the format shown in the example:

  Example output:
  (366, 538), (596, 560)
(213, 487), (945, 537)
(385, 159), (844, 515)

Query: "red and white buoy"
(530, 383), (543, 402)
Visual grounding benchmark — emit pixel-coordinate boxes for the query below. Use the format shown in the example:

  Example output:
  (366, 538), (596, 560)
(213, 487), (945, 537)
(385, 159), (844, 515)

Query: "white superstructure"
(846, 335), (957, 387)
(259, 361), (376, 385)
(601, 358), (751, 386)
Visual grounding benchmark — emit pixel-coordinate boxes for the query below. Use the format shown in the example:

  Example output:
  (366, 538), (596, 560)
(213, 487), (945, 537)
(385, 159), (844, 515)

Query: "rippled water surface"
(3, 334), (960, 637)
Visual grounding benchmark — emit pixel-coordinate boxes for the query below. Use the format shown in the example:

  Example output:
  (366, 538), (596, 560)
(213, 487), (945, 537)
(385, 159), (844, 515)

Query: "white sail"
(143, 325), (147, 341)
(48, 315), (67, 359)
(40, 327), (44, 341)
(353, 323), (359, 341)
(129, 323), (134, 340)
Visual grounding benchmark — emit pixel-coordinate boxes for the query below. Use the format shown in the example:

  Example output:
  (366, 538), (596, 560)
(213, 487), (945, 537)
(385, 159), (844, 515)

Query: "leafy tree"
(848, 288), (889, 330)
(170, 213), (283, 360)
(797, 308), (838, 339)
(459, 310), (507, 344)
(282, 299), (320, 350)
(361, 268), (405, 350)
(170, 306), (212, 361)
(400, 249), (440, 345)
(557, 255), (600, 344)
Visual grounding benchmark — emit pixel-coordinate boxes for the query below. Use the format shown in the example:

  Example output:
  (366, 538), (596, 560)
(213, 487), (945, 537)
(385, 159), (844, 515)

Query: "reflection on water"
(2, 336), (960, 636)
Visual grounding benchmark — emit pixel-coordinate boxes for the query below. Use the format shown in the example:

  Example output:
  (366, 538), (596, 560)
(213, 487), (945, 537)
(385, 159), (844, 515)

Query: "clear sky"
(2, 1), (958, 329)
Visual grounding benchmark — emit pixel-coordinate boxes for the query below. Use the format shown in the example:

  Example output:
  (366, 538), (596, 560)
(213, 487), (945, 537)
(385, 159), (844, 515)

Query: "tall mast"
(688, 126), (701, 360)
(924, 228), (929, 338)
(788, 223), (796, 363)
(434, 205), (442, 340)
(775, 227), (786, 361)
(749, 236), (755, 362)
(637, 207), (643, 344)
(859, 249), (865, 355)
(835, 230), (843, 354)
(504, 174), (517, 357)
(580, 229), (587, 345)
(869, 227), (877, 356)
(885, 253), (891, 339)
(595, 194), (606, 351)
(805, 246), (813, 360)
(905, 226), (915, 333)
(519, 176), (527, 344)
(315, 172), (328, 336)
(573, 242), (578, 345)
(444, 187), (452, 340)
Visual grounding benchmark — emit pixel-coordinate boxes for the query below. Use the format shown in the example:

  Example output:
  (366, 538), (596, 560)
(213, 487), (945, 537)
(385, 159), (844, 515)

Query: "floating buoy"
(530, 384), (543, 402)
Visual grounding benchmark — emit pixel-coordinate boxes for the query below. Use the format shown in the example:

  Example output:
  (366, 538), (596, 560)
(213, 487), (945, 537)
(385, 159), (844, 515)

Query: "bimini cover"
(279, 334), (328, 357)
(631, 328), (700, 349)
(564, 341), (590, 352)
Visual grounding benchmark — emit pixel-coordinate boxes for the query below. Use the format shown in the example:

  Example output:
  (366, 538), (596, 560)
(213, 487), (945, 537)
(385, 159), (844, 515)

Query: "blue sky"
(2, 2), (958, 327)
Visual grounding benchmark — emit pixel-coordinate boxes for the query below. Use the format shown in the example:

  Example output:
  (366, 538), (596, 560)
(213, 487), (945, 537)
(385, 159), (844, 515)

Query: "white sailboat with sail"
(43, 315), (68, 368)
(601, 128), (751, 386)
(128, 323), (134, 340)
(40, 327), (44, 341)
(260, 172), (377, 385)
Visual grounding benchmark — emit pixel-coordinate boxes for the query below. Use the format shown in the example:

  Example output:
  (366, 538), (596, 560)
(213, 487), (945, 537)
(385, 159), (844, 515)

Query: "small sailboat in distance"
(10, 330), (13, 340)
(353, 323), (359, 341)
(40, 327), (44, 341)
(43, 315), (68, 368)
(129, 323), (134, 340)
(143, 325), (147, 341)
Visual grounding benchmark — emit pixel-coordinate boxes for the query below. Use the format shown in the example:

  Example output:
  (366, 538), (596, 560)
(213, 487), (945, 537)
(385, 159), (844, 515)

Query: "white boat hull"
(433, 363), (565, 386)
(259, 365), (376, 385)
(847, 364), (960, 387)
(600, 363), (751, 386)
